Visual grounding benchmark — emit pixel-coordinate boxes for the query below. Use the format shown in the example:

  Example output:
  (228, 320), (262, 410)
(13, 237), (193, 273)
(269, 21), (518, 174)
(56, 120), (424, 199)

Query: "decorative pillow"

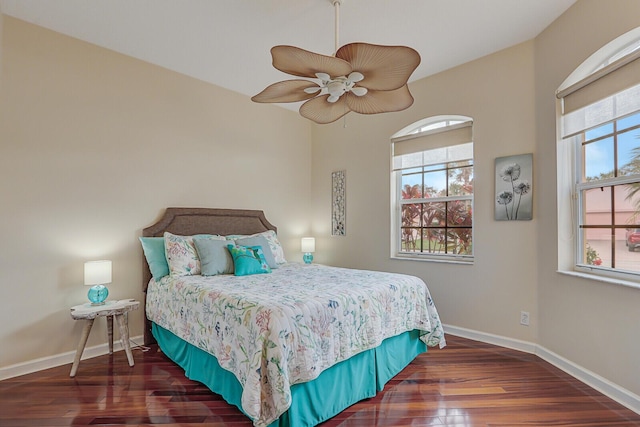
(194, 234), (226, 240)
(235, 235), (278, 269)
(226, 230), (287, 265)
(164, 232), (200, 276)
(139, 237), (169, 281)
(259, 230), (287, 265)
(194, 237), (234, 276)
(227, 244), (272, 276)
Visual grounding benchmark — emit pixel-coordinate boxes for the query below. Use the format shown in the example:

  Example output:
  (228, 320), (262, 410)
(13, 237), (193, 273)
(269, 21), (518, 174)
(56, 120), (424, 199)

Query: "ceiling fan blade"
(299, 95), (350, 124)
(251, 80), (320, 103)
(271, 45), (353, 79)
(336, 43), (421, 91)
(345, 85), (414, 114)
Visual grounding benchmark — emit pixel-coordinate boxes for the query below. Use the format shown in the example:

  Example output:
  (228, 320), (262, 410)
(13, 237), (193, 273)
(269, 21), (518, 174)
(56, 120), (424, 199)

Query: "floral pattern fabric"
(164, 232), (201, 276)
(227, 244), (272, 276)
(146, 263), (445, 427)
(260, 230), (287, 264)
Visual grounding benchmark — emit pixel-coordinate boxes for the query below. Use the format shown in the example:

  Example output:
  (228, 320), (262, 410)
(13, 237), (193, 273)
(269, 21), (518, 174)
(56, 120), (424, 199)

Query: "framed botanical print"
(495, 153), (533, 221)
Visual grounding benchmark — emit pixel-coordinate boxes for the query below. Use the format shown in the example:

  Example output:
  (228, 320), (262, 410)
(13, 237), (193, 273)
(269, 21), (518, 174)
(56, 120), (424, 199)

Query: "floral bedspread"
(146, 263), (445, 427)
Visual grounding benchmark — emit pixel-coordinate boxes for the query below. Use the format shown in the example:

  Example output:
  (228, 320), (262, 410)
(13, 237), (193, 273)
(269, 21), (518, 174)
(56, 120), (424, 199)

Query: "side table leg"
(70, 319), (95, 377)
(115, 314), (134, 367)
(107, 315), (114, 354)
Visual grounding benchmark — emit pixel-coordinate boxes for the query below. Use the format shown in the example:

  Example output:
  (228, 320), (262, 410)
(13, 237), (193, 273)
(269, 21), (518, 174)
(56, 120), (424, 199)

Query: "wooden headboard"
(141, 207), (277, 344)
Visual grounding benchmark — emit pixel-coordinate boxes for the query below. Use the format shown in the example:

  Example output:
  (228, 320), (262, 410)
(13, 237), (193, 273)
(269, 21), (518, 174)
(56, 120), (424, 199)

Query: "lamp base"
(87, 284), (109, 305)
(303, 253), (314, 264)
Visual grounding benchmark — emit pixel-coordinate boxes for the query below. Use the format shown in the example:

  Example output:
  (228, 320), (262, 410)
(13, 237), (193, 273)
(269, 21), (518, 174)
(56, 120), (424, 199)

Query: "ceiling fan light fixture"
(351, 86), (367, 96)
(251, 0), (420, 124)
(303, 86), (322, 94)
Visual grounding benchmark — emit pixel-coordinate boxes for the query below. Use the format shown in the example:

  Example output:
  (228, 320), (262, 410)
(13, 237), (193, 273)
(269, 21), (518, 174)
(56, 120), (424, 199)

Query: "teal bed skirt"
(153, 323), (426, 427)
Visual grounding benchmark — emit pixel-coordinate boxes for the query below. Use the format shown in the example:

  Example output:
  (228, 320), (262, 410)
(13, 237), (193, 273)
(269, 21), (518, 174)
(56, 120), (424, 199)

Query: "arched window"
(390, 115), (474, 262)
(556, 27), (640, 283)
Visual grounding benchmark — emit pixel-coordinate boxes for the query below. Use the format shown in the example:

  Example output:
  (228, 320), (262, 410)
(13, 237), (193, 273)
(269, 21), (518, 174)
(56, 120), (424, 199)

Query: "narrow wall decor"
(495, 153), (533, 221)
(332, 170), (346, 236)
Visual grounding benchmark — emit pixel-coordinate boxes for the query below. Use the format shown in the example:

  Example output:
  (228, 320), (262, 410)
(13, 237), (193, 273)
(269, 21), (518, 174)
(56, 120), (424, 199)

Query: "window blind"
(558, 51), (640, 114)
(392, 122), (473, 170)
(558, 50), (640, 138)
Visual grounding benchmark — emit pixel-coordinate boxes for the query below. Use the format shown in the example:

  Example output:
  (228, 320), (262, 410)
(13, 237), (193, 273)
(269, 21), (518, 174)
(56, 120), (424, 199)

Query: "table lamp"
(301, 237), (315, 264)
(84, 260), (111, 305)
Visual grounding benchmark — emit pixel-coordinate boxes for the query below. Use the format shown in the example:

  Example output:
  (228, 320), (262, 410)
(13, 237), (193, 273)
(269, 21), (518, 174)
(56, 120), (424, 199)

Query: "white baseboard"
(444, 324), (538, 354)
(444, 324), (640, 415)
(0, 335), (144, 381)
(535, 345), (640, 415)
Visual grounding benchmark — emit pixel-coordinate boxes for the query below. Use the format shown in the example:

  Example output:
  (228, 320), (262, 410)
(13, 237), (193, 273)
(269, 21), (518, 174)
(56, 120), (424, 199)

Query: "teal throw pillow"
(194, 237), (234, 276)
(227, 244), (272, 276)
(139, 237), (169, 281)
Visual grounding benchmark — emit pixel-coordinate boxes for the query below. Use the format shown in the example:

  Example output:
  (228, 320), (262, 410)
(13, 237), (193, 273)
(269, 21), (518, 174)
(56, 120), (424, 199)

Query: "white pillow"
(226, 230), (287, 264)
(260, 230), (287, 265)
(164, 232), (200, 276)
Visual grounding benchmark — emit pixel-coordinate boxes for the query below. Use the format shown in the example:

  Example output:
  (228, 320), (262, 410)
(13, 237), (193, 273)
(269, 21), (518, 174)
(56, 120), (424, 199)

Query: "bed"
(141, 207), (445, 427)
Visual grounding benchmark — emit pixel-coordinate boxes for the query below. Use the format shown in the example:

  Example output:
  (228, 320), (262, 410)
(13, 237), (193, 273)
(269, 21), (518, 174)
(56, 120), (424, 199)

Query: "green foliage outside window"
(400, 161), (473, 255)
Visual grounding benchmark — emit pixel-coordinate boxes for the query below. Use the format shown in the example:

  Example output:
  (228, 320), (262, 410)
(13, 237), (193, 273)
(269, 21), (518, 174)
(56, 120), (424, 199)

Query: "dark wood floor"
(1, 335), (639, 427)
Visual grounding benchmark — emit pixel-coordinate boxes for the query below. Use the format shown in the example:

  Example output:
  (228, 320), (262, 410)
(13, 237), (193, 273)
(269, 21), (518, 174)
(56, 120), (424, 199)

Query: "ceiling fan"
(251, 0), (421, 124)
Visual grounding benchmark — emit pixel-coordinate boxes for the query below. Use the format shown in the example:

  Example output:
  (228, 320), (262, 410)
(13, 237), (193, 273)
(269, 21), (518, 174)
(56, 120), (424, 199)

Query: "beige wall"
(535, 0), (640, 396)
(311, 40), (539, 343)
(0, 13), (3, 80)
(0, 16), (312, 367)
(311, 0), (640, 399)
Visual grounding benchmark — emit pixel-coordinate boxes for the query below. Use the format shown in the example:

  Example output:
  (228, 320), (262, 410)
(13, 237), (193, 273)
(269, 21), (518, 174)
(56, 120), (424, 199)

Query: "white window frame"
(390, 116), (474, 264)
(572, 117), (640, 280)
(557, 27), (640, 288)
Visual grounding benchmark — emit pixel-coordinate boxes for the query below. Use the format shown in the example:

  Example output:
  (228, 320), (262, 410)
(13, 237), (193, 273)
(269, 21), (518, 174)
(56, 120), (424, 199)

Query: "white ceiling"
(1, 0), (576, 110)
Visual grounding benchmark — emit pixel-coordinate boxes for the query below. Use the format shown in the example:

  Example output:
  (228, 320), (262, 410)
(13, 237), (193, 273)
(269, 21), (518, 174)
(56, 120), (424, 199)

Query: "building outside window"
(577, 113), (640, 272)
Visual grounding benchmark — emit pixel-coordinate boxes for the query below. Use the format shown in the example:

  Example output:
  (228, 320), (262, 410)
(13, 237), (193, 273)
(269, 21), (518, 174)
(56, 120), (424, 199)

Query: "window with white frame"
(391, 116), (474, 262)
(557, 29), (640, 282)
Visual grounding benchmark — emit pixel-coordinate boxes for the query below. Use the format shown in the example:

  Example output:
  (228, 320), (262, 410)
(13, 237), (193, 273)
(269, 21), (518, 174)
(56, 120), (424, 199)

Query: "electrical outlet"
(520, 311), (530, 326)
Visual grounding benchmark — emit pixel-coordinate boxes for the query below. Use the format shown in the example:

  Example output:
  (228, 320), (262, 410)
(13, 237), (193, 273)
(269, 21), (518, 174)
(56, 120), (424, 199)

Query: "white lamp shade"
(301, 237), (315, 253)
(84, 260), (112, 286)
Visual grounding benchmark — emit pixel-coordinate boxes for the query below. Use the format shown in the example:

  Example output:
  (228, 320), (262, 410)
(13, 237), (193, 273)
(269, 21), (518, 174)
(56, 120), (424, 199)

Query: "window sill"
(557, 269), (640, 290)
(391, 254), (474, 265)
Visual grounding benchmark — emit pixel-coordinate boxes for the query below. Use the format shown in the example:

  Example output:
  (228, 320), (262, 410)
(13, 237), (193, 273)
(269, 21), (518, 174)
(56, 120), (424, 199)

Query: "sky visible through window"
(402, 166), (454, 193)
(584, 112), (640, 180)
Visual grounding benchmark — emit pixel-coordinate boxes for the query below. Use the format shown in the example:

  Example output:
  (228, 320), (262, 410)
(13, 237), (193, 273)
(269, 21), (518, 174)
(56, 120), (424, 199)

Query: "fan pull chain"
(333, 0), (341, 54)
(343, 101), (348, 128)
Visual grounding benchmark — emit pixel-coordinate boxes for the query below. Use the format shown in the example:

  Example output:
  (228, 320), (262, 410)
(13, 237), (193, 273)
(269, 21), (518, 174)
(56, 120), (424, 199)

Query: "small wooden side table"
(69, 299), (140, 377)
